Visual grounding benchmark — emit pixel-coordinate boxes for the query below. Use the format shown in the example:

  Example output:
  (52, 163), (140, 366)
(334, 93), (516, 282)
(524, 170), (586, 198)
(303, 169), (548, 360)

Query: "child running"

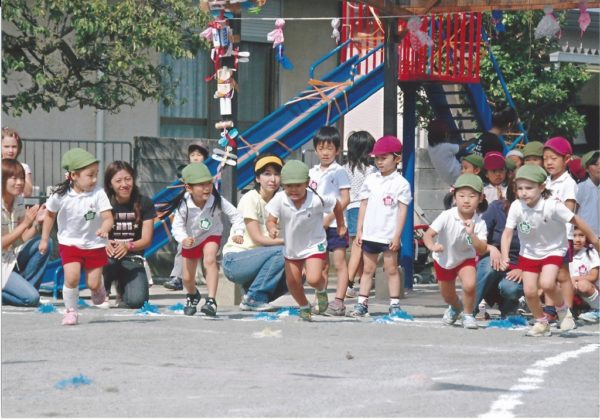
(423, 174), (488, 329)
(500, 164), (599, 336)
(349, 135), (412, 318)
(569, 226), (599, 323)
(169, 163), (244, 317)
(266, 160), (346, 321)
(39, 148), (114, 325)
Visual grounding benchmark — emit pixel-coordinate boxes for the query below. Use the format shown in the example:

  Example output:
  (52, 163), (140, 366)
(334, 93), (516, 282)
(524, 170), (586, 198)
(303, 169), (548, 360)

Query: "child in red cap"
(483, 151), (508, 204)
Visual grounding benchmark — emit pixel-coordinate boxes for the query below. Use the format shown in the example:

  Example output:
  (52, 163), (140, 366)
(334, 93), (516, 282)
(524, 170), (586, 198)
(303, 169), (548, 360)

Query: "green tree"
(2, 0), (210, 116)
(480, 11), (590, 141)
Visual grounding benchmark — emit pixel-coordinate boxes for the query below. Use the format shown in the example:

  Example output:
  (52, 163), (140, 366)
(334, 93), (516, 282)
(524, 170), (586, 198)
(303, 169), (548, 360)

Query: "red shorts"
(285, 252), (327, 262)
(181, 236), (221, 259)
(433, 258), (476, 282)
(59, 245), (108, 270)
(518, 255), (564, 274)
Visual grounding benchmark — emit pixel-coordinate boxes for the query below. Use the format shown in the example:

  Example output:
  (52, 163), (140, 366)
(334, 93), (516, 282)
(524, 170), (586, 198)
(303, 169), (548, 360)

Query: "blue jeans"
(475, 255), (523, 316)
(2, 235), (52, 306)
(104, 256), (150, 309)
(222, 246), (287, 303)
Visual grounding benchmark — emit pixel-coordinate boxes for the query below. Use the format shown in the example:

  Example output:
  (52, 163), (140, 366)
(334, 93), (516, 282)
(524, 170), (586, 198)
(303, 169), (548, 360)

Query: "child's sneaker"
(239, 295), (274, 312)
(442, 306), (461, 325)
(201, 298), (218, 317)
(389, 303), (402, 316)
(184, 290), (201, 316)
(94, 297), (111, 309)
(349, 303), (369, 317)
(345, 286), (359, 298)
(462, 314), (478, 329)
(62, 308), (79, 326)
(164, 276), (183, 291)
(526, 321), (551, 337)
(299, 306), (312, 321)
(579, 310), (600, 323)
(90, 285), (107, 305)
(314, 290), (329, 314)
(325, 299), (346, 316)
(557, 307), (576, 332)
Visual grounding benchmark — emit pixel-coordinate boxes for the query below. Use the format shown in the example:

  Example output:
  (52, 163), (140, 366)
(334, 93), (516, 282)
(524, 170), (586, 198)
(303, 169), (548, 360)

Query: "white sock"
(62, 286), (79, 311)
(583, 289), (600, 310)
(390, 298), (400, 306)
(358, 295), (368, 306)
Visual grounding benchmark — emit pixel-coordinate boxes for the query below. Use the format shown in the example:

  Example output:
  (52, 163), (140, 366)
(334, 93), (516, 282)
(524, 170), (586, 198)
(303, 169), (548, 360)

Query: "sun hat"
(581, 150), (599, 167)
(515, 164), (547, 184)
(181, 162), (212, 184)
(461, 154), (484, 169)
(506, 149), (524, 159)
(522, 141), (544, 158)
(483, 151), (506, 171)
(61, 148), (99, 172)
(567, 156), (587, 182)
(544, 137), (573, 156)
(254, 155), (284, 173)
(188, 141), (209, 159)
(370, 135), (403, 156)
(505, 157), (516, 171)
(453, 173), (484, 193)
(280, 160), (309, 184)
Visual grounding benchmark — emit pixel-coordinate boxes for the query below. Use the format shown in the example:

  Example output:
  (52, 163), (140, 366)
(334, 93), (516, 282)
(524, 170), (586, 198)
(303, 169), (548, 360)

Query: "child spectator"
(266, 160), (346, 321)
(1, 128), (33, 197)
(164, 141), (210, 291)
(168, 163), (244, 317)
(308, 126), (350, 316)
(569, 226), (599, 323)
(423, 174), (488, 329)
(342, 131), (376, 300)
(39, 148), (114, 325)
(576, 150), (599, 237)
(483, 152), (508, 203)
(506, 149), (524, 169)
(501, 165), (598, 336)
(348, 136), (412, 318)
(443, 154), (483, 210)
(522, 141), (544, 166)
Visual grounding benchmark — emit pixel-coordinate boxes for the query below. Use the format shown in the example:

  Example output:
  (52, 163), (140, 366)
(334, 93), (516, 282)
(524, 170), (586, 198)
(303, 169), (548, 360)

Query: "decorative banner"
(578, 1), (591, 37)
(331, 18), (341, 44)
(491, 10), (505, 33)
(267, 18), (294, 70)
(407, 16), (433, 50)
(534, 6), (561, 40)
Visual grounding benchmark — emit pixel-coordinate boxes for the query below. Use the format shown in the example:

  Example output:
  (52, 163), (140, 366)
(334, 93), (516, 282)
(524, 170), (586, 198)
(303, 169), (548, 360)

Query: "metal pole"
(383, 15), (398, 136)
(96, 70), (105, 182)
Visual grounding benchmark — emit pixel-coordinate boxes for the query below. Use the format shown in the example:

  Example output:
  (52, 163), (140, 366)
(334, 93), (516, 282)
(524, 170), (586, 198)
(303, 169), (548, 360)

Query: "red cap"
(483, 151), (506, 171)
(567, 157), (587, 182)
(371, 135), (403, 156)
(544, 137), (572, 156)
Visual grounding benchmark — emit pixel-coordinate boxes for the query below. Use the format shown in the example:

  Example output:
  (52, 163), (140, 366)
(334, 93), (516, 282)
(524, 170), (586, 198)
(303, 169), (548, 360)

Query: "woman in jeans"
(2, 159), (51, 306)
(102, 161), (155, 308)
(222, 154), (287, 311)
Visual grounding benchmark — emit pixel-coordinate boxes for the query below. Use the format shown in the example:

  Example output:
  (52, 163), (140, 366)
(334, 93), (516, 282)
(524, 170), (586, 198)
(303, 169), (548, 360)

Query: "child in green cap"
(265, 160), (346, 321)
(39, 148), (114, 326)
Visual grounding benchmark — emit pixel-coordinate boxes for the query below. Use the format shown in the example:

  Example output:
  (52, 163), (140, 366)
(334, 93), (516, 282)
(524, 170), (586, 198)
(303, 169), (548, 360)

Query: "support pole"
(383, 17), (398, 136)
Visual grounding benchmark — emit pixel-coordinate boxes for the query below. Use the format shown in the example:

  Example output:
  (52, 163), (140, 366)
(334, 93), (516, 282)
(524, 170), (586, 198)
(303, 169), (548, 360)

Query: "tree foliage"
(480, 11), (590, 141)
(2, 0), (210, 116)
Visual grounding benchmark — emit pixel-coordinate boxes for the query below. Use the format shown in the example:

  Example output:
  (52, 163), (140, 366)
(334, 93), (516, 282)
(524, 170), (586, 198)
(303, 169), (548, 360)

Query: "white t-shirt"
(506, 197), (574, 260)
(429, 207), (487, 269)
(427, 143), (461, 187)
(546, 171), (578, 239)
(223, 189), (275, 254)
(358, 171), (412, 244)
(343, 163), (377, 210)
(309, 162), (350, 228)
(483, 183), (507, 204)
(569, 247), (600, 279)
(265, 189), (335, 260)
(1, 196), (26, 286)
(576, 178), (600, 237)
(45, 186), (112, 249)
(171, 193), (244, 248)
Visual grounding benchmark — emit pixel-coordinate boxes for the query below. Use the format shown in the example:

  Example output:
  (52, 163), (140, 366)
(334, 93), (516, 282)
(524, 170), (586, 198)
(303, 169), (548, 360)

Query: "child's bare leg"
(438, 280), (461, 309)
(522, 271), (544, 319)
(357, 251), (378, 298)
(332, 248), (349, 300)
(202, 242), (220, 299)
(63, 262), (83, 309)
(86, 267), (103, 291)
(538, 264), (563, 307)
(556, 265), (574, 306)
(182, 257), (200, 295)
(457, 266), (476, 314)
(305, 257), (326, 290)
(321, 259), (330, 288)
(285, 259), (308, 307)
(347, 237), (362, 282)
(382, 250), (401, 298)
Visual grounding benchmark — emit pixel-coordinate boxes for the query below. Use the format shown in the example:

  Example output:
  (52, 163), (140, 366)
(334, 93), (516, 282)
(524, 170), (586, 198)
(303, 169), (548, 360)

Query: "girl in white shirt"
(164, 163), (244, 317)
(569, 227), (599, 323)
(266, 160), (346, 321)
(39, 148), (114, 326)
(501, 164), (599, 337)
(423, 174), (488, 329)
(1, 128), (33, 197)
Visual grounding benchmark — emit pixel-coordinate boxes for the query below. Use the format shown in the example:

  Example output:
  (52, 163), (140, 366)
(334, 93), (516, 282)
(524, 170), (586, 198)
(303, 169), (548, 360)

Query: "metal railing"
(20, 139), (132, 196)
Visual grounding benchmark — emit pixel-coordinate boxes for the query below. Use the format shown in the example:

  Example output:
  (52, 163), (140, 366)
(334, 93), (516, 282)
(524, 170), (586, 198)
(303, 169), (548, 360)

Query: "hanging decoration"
(578, 1), (591, 37)
(331, 18), (341, 44)
(407, 16), (433, 50)
(534, 6), (561, 40)
(491, 10), (505, 33)
(267, 18), (294, 70)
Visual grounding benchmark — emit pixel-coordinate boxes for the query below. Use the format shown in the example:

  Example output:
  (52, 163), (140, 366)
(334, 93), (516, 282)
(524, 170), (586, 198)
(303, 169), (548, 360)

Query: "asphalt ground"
(1, 282), (599, 418)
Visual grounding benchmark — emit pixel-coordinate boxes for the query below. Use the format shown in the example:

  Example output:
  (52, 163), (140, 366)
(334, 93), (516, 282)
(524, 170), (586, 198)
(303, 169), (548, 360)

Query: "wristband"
(127, 241), (135, 251)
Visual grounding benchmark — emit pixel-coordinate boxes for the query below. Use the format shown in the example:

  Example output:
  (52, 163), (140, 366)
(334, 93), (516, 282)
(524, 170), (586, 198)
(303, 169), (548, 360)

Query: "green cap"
(461, 154), (484, 169)
(505, 157), (517, 171)
(61, 148), (99, 171)
(522, 141), (544, 158)
(515, 164), (547, 184)
(454, 173), (484, 193)
(281, 160), (309, 184)
(181, 162), (212, 184)
(581, 150), (599, 167)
